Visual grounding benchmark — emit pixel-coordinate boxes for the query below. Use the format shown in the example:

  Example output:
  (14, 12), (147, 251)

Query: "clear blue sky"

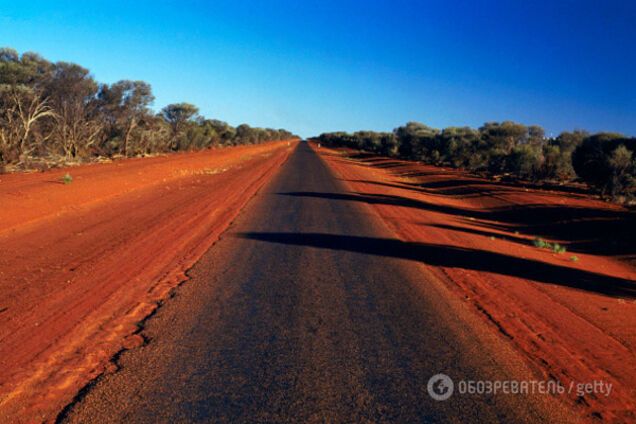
(1, 0), (634, 137)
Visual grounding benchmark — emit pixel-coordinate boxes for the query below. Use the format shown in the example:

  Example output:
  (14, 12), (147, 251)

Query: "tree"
(0, 49), (57, 165)
(0, 47), (298, 169)
(0, 85), (55, 164)
(508, 144), (543, 180)
(479, 121), (529, 173)
(375, 133), (394, 156)
(555, 130), (587, 152)
(540, 131), (586, 180)
(101, 80), (154, 156)
(43, 62), (102, 159)
(480, 122), (528, 151)
(136, 114), (171, 154)
(235, 124), (255, 144)
(572, 133), (636, 197)
(438, 127), (482, 168)
(160, 103), (199, 150)
(607, 145), (635, 198)
(0, 86), (55, 162)
(527, 125), (545, 146)
(394, 122), (439, 161)
(0, 48), (22, 85)
(206, 119), (234, 145)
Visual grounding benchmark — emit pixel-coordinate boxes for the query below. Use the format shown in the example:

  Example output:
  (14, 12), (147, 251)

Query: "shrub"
(508, 144), (544, 180)
(552, 243), (567, 254)
(62, 173), (73, 184)
(572, 133), (636, 198)
(533, 237), (567, 254)
(541, 131), (585, 180)
(312, 123), (634, 202)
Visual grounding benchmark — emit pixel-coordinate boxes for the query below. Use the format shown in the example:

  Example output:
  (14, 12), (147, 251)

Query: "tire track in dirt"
(0, 141), (296, 423)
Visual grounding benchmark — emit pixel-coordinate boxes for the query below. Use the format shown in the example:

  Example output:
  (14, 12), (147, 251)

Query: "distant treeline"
(311, 122), (636, 200)
(0, 48), (297, 171)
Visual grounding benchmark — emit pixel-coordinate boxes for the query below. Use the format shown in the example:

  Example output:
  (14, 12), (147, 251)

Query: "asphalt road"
(62, 142), (572, 423)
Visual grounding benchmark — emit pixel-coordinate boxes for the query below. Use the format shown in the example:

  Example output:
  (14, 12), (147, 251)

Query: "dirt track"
(316, 144), (636, 422)
(0, 141), (296, 422)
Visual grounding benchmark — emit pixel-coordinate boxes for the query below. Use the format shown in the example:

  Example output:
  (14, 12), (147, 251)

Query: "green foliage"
(62, 173), (73, 184)
(100, 80), (154, 156)
(508, 144), (543, 180)
(312, 121), (635, 200)
(532, 237), (566, 253)
(0, 47), (297, 170)
(572, 134), (636, 198)
(438, 127), (482, 168)
(395, 122), (440, 162)
(570, 255), (579, 262)
(552, 243), (567, 254)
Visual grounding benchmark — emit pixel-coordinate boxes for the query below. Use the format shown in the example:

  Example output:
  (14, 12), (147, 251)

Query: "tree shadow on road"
(238, 232), (636, 299)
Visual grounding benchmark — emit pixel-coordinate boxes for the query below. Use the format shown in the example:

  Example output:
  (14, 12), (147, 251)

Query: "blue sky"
(1, 0), (634, 137)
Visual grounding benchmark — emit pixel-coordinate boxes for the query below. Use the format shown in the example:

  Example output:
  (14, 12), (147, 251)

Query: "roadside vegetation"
(0, 48), (296, 172)
(533, 237), (567, 254)
(61, 173), (73, 185)
(312, 122), (636, 201)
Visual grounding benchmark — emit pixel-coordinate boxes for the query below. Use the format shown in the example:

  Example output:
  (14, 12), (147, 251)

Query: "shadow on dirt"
(350, 153), (591, 196)
(239, 232), (636, 299)
(279, 191), (636, 257)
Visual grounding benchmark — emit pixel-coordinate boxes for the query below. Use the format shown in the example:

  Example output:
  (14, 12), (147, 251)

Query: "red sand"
(315, 144), (636, 423)
(0, 141), (297, 423)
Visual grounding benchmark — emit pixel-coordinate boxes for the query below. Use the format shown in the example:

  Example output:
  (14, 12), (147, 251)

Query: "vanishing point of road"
(62, 142), (573, 423)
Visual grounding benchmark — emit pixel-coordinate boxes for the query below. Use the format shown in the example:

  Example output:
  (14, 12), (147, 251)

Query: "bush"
(572, 133), (636, 198)
(311, 122), (634, 201)
(508, 144), (543, 180)
(541, 131), (585, 180)
(533, 238), (567, 254)
(552, 243), (566, 254)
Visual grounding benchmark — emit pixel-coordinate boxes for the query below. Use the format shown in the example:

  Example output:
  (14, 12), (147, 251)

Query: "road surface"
(62, 142), (572, 423)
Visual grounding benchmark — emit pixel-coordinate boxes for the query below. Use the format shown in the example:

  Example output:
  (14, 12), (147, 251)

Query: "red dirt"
(0, 141), (297, 423)
(315, 144), (636, 423)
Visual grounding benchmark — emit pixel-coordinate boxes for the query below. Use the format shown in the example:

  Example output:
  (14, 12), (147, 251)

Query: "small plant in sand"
(570, 255), (579, 262)
(533, 237), (567, 254)
(552, 243), (567, 254)
(62, 173), (73, 185)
